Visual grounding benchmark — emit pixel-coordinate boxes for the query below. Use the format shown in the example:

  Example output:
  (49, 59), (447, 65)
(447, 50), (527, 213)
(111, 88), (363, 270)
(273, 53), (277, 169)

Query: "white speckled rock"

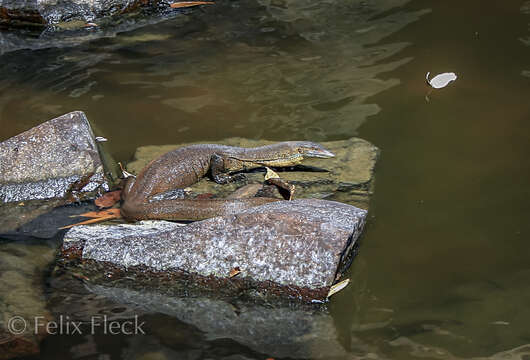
(0, 111), (109, 203)
(62, 199), (366, 294)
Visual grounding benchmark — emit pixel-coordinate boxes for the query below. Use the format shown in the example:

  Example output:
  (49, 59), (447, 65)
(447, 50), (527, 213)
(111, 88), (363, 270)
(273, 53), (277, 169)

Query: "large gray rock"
(62, 199), (366, 300)
(128, 137), (379, 209)
(0, 111), (109, 204)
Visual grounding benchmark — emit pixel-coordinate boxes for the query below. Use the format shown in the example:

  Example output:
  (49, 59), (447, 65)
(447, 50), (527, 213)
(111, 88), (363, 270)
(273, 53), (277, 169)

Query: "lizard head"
(296, 142), (335, 159)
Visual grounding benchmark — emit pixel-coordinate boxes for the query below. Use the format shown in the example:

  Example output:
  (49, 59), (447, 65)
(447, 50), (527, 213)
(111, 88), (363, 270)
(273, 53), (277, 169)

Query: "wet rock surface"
(0, 200), (62, 239)
(0, 0), (168, 25)
(0, 5), (190, 54)
(61, 199), (366, 299)
(0, 200), (98, 240)
(45, 267), (379, 359)
(0, 111), (109, 204)
(128, 137), (379, 209)
(85, 283), (349, 359)
(0, 0), (191, 54)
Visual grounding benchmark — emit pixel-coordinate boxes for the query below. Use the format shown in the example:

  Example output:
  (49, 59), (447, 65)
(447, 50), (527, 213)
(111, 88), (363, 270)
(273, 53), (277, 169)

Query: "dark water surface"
(1, 0), (529, 359)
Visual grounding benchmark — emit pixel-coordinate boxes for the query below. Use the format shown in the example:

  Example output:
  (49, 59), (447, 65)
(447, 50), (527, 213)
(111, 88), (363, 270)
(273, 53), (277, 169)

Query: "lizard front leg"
(210, 153), (247, 184)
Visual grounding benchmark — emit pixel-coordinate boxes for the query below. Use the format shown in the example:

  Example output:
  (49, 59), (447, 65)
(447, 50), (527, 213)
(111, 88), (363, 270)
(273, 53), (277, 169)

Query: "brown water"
(1, 0), (530, 359)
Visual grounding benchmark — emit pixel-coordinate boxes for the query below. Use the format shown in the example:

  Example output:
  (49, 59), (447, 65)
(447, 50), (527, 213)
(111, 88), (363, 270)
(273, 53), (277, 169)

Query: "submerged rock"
(0, 0), (193, 54)
(128, 137), (379, 209)
(0, 0), (168, 26)
(0, 240), (58, 359)
(0, 111), (110, 204)
(61, 199), (366, 301)
(47, 267), (377, 359)
(0, 200), (98, 240)
(84, 283), (350, 359)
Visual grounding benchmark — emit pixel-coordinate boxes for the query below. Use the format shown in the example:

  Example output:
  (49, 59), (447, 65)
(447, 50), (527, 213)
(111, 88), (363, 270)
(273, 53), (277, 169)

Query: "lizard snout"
(305, 148), (335, 158)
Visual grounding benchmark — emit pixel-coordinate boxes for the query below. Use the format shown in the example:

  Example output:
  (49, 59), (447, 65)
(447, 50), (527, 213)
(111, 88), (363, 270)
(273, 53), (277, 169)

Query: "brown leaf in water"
(229, 267), (241, 278)
(170, 1), (215, 8)
(267, 178), (295, 200)
(264, 167), (295, 200)
(60, 209), (122, 229)
(95, 190), (122, 208)
(70, 209), (121, 219)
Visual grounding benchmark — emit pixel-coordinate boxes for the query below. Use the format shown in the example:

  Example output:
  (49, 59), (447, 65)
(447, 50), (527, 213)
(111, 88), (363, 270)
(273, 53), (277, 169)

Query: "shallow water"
(1, 0), (530, 359)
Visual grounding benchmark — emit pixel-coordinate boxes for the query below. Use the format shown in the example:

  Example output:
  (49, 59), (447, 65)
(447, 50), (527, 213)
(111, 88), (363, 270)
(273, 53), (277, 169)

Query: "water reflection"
(1, 0), (530, 359)
(345, 0), (530, 359)
(0, 0), (426, 161)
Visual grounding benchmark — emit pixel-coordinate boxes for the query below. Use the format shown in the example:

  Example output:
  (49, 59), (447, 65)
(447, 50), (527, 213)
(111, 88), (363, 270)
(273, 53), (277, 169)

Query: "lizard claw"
(213, 173), (246, 184)
(231, 173), (247, 182)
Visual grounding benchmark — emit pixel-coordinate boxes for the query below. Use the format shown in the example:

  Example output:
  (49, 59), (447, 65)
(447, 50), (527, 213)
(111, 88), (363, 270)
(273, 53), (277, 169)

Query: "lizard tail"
(121, 197), (280, 221)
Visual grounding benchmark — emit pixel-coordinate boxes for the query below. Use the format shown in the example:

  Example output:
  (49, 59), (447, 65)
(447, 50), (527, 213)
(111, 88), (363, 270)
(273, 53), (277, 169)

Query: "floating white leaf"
(426, 72), (457, 89)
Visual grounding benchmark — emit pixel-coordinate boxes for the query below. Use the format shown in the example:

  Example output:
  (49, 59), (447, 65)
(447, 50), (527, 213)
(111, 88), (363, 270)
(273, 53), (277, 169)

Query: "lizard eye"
(299, 147), (310, 153)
